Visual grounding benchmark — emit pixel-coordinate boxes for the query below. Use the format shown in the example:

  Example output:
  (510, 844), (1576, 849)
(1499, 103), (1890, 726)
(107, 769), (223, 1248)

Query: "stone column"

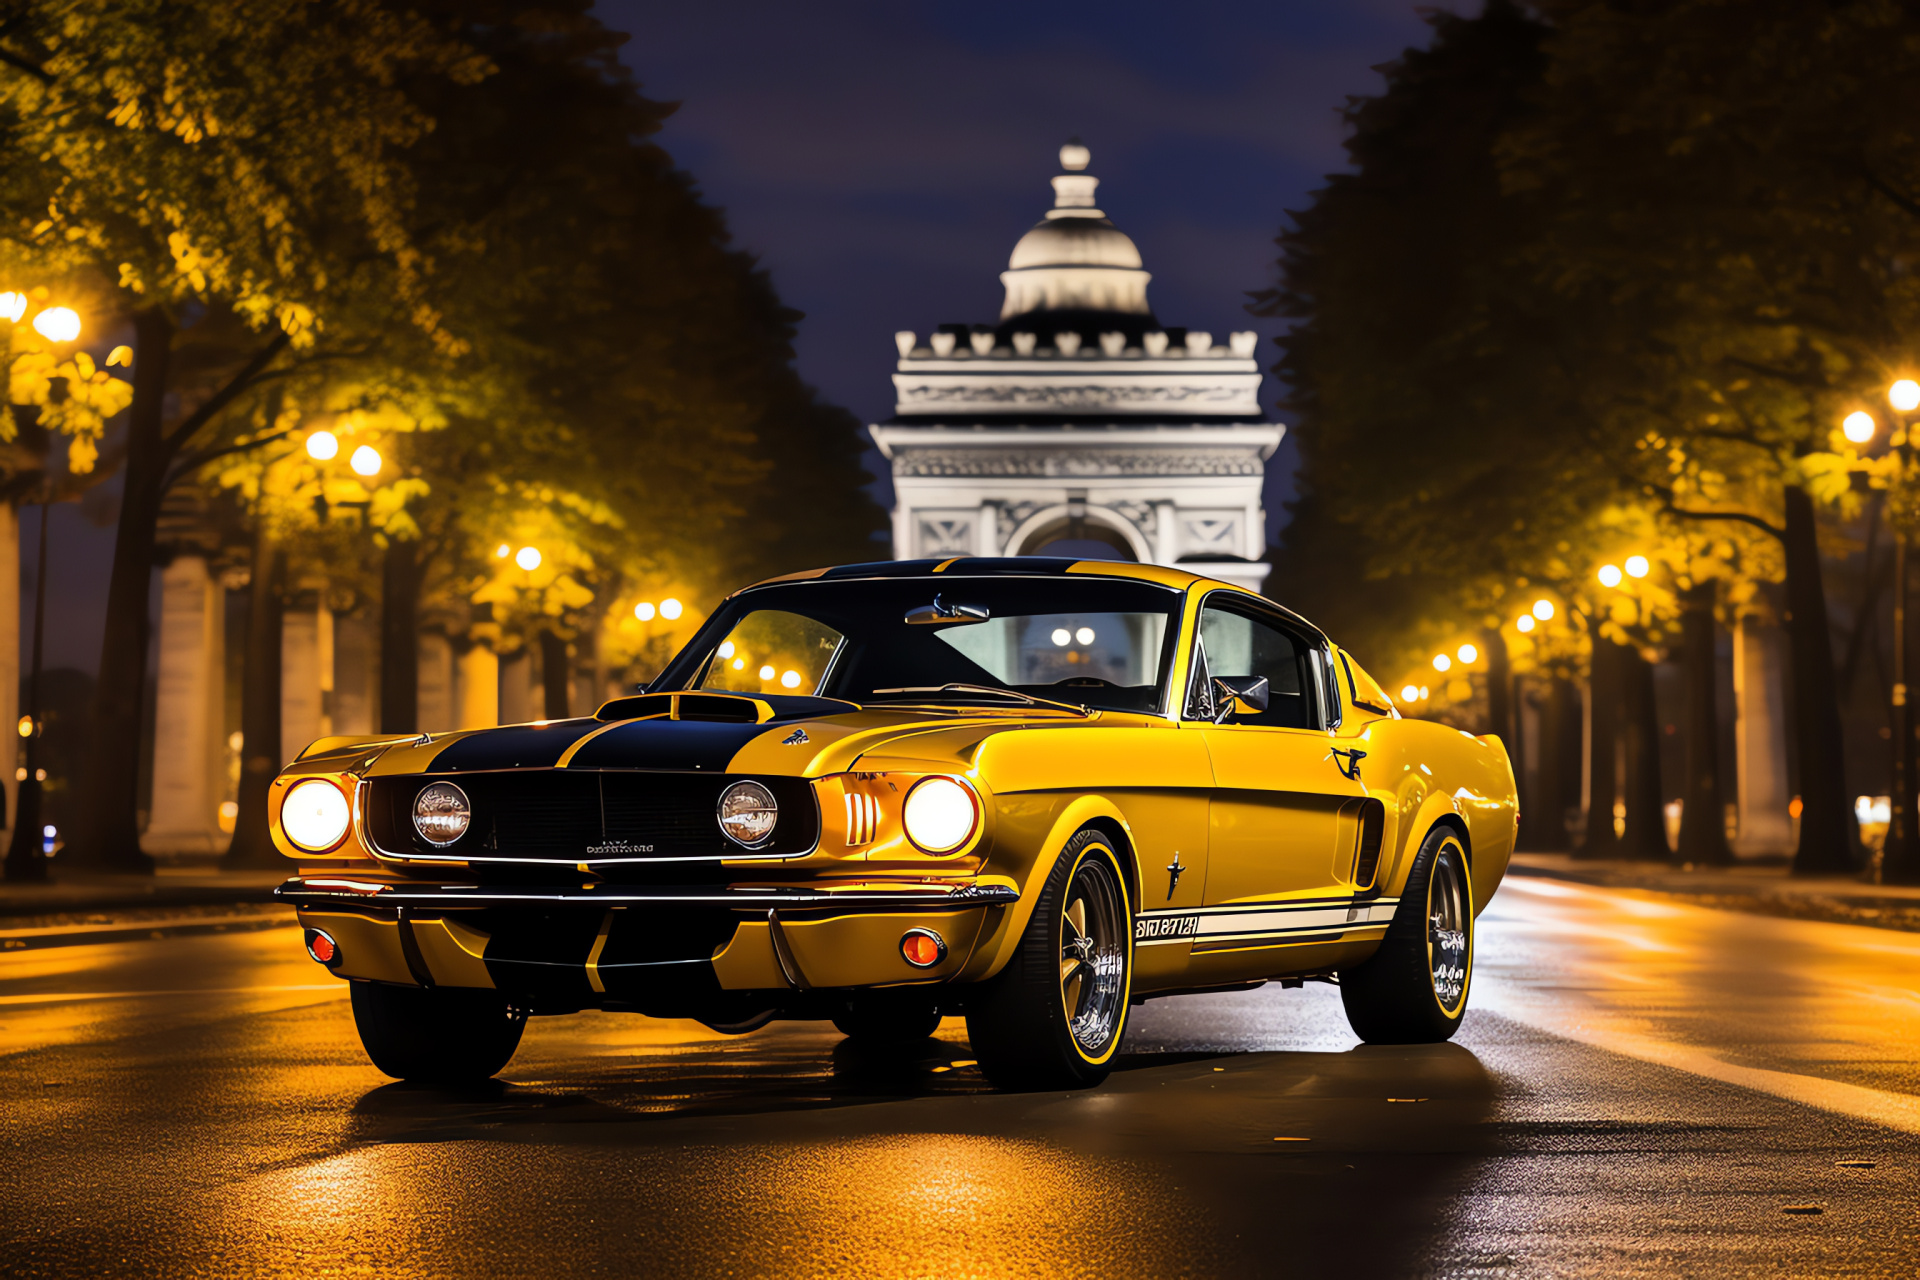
(974, 501), (999, 556)
(1733, 613), (1795, 855)
(1152, 500), (1177, 566)
(0, 504), (18, 843)
(144, 554), (227, 854)
(416, 631), (454, 732)
(331, 612), (376, 736)
(456, 643), (499, 729)
(280, 598), (333, 764)
(499, 648), (534, 725)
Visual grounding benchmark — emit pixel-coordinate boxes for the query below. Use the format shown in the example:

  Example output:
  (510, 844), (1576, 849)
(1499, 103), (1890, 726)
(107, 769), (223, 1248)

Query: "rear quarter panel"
(1348, 716), (1516, 913)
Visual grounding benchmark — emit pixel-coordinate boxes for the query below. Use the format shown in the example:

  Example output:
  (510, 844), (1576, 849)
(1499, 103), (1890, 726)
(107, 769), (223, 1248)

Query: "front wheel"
(1338, 826), (1474, 1044)
(350, 981), (526, 1083)
(966, 828), (1133, 1089)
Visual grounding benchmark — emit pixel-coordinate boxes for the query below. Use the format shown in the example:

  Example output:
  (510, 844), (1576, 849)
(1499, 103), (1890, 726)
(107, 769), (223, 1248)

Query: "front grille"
(366, 771), (817, 862)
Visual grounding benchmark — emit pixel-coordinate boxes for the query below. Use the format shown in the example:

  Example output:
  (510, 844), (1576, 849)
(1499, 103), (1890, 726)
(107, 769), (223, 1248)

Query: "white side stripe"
(1134, 897), (1400, 946)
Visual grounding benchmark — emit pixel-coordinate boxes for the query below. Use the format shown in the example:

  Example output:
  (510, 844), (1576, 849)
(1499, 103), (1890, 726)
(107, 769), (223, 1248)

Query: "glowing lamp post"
(4, 297), (81, 882)
(1883, 382), (1920, 882)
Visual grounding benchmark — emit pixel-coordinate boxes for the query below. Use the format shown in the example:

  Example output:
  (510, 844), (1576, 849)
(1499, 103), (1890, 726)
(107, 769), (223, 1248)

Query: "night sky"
(603, 0), (1459, 521)
(31, 0), (1457, 673)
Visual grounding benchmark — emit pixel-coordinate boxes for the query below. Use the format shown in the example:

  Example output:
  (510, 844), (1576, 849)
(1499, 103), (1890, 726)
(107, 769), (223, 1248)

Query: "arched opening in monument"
(1015, 512), (1139, 562)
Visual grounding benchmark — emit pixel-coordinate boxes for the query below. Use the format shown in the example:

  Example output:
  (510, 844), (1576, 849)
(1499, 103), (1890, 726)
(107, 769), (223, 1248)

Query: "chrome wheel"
(1059, 851), (1128, 1058)
(1427, 841), (1470, 1015)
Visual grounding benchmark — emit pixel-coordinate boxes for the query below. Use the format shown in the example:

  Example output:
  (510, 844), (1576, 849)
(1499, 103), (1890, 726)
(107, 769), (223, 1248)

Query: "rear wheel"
(1339, 826), (1473, 1044)
(966, 827), (1133, 1089)
(350, 981), (526, 1083)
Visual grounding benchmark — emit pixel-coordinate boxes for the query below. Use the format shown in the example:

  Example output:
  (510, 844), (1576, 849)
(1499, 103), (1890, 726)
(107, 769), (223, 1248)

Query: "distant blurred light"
(780, 669), (802, 689)
(349, 445), (381, 476)
(1432, 654), (1451, 673)
(1418, 685), (1429, 700)
(1624, 555), (1650, 579)
(718, 640), (735, 658)
(1051, 628), (1071, 646)
(305, 430), (339, 461)
(1893, 380), (1920, 412)
(759, 665), (776, 681)
(1598, 564), (1624, 588)
(1533, 599), (1555, 621)
(1456, 643), (1478, 665)
(16, 715), (30, 738)
(1400, 685), (1420, 702)
(495, 543), (511, 559)
(634, 602), (656, 621)
(515, 546), (541, 571)
(1844, 411), (1878, 443)
(0, 292), (26, 322)
(32, 306), (79, 342)
(1516, 615), (1536, 633)
(660, 598), (683, 620)
(1075, 626), (1096, 645)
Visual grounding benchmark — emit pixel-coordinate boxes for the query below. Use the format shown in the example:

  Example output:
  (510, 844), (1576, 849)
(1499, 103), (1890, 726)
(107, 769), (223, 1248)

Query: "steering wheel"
(1052, 677), (1121, 689)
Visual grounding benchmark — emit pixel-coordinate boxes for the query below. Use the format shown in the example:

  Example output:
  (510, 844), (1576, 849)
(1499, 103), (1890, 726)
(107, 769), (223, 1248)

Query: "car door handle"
(1329, 747), (1366, 780)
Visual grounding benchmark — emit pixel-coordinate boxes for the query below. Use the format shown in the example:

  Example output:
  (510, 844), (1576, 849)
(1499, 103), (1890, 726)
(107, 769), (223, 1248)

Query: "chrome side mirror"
(904, 594), (991, 626)
(1210, 676), (1270, 723)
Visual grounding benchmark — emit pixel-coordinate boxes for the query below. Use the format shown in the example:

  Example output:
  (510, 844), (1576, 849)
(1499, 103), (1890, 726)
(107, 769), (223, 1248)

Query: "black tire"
(966, 827), (1133, 1090)
(1339, 825), (1474, 1044)
(831, 999), (944, 1045)
(350, 981), (526, 1083)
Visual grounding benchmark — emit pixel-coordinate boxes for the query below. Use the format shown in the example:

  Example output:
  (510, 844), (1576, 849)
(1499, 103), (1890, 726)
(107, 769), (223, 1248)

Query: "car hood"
(358, 701), (1115, 781)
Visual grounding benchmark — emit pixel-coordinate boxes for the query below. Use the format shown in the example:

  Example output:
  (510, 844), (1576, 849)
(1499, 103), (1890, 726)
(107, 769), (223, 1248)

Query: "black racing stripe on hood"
(428, 720), (604, 772)
(565, 717), (773, 772)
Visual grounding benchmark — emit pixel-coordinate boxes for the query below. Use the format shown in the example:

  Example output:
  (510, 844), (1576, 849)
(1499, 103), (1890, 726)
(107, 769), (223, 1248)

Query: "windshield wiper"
(869, 683), (1092, 717)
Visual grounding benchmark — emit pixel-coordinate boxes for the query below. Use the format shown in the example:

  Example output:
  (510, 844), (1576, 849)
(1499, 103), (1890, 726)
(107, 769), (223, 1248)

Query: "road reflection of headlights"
(283, 779), (351, 851)
(903, 777), (978, 853)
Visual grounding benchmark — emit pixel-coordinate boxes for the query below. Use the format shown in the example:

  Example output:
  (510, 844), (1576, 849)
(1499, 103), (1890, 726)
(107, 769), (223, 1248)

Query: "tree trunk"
(380, 539), (420, 734)
(1678, 579), (1732, 864)
(1483, 626), (1512, 747)
(224, 528), (283, 867)
(1783, 483), (1859, 874)
(1520, 676), (1581, 851)
(1618, 643), (1668, 860)
(69, 307), (174, 872)
(540, 629), (570, 719)
(1578, 616), (1620, 858)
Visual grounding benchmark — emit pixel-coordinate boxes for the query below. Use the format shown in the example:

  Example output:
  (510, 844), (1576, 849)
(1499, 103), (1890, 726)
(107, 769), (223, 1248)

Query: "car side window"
(1185, 599), (1316, 729)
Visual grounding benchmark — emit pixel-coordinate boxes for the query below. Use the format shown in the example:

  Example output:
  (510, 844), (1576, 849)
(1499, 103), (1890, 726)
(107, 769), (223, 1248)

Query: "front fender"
(959, 793), (1141, 983)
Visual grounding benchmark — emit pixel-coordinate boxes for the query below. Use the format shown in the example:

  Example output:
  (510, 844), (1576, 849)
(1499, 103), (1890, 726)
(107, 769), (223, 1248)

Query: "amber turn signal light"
(900, 928), (945, 967)
(304, 928), (340, 967)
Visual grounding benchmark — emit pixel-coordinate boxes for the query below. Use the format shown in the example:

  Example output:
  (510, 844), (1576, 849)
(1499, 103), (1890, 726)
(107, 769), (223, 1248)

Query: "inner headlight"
(412, 782), (471, 846)
(282, 778), (351, 852)
(717, 780), (778, 847)
(902, 776), (979, 853)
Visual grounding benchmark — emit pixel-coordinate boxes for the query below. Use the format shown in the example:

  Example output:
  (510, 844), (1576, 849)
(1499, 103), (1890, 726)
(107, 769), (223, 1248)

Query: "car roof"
(735, 557), (1328, 642)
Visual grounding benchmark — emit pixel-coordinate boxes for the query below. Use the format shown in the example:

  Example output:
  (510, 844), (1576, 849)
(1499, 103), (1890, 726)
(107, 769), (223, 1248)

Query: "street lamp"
(515, 546), (542, 571)
(4, 296), (81, 882)
(5, 492), (52, 881)
(1883, 383), (1920, 882)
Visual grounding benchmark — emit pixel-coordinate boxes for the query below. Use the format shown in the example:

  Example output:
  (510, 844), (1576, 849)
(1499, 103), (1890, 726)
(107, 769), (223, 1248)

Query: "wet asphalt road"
(4, 876), (1920, 1278)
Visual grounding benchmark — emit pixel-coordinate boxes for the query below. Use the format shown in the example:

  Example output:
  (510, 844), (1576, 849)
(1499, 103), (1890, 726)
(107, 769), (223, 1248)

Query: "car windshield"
(657, 576), (1184, 713)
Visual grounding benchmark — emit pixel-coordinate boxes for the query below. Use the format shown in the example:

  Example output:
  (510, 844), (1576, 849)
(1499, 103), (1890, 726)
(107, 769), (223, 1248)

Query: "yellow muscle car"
(272, 558), (1516, 1089)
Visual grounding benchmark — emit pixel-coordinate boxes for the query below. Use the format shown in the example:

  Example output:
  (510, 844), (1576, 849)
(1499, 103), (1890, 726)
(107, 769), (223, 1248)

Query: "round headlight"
(412, 782), (471, 846)
(282, 778), (351, 852)
(717, 780), (778, 847)
(902, 776), (979, 853)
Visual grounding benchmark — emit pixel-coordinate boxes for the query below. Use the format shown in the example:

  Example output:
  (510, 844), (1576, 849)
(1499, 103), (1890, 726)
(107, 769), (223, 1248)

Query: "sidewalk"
(1510, 851), (1920, 932)
(0, 862), (286, 919)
